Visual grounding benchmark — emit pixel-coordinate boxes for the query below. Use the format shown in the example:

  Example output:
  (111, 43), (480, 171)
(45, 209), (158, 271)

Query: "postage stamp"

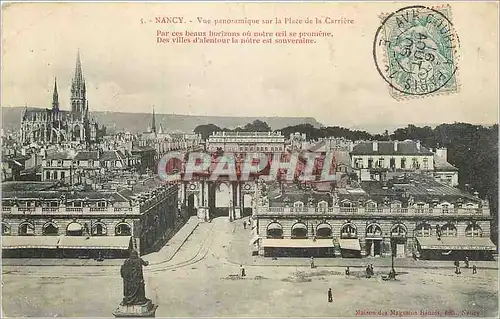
(373, 5), (460, 100)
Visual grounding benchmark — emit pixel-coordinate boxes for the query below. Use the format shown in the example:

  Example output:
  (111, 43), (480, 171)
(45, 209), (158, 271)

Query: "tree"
(241, 120), (272, 132)
(194, 124), (222, 140)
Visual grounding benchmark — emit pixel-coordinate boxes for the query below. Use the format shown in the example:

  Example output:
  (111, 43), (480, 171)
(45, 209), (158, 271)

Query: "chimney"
(394, 141), (398, 152)
(436, 148), (447, 162)
(372, 141), (378, 152)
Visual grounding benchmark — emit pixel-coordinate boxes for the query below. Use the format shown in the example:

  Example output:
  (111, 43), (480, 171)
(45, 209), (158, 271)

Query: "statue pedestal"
(113, 300), (158, 318)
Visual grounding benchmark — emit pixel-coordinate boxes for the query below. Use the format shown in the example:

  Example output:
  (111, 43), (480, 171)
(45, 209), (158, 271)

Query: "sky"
(1, 2), (498, 128)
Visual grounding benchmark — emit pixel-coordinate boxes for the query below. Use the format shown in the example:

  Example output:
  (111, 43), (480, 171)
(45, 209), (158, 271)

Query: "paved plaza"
(2, 217), (498, 317)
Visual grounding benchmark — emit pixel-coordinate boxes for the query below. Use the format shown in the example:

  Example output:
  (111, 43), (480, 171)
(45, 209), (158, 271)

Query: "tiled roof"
(350, 141), (433, 156)
(100, 151), (122, 161)
(2, 190), (130, 202)
(359, 175), (479, 206)
(74, 151), (99, 161)
(1, 181), (58, 192)
(267, 183), (332, 207)
(45, 151), (75, 160)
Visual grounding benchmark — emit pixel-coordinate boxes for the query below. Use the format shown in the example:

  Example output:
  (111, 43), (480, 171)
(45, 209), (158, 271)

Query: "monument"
(113, 251), (158, 317)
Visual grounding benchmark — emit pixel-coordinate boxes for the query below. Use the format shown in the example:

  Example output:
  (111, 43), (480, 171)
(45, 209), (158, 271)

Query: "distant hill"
(1, 106), (323, 134)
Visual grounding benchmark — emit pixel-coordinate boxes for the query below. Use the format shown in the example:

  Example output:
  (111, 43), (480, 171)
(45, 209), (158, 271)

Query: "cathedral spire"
(151, 106), (157, 134)
(74, 49), (84, 85)
(71, 50), (87, 116)
(52, 77), (59, 112)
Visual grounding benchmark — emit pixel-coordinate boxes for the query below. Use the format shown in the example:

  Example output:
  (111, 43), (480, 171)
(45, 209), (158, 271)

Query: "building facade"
(206, 131), (286, 153)
(252, 175), (495, 260)
(1, 178), (183, 258)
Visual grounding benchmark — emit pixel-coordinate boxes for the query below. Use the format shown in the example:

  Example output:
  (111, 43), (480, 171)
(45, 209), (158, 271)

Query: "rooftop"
(350, 140), (433, 156)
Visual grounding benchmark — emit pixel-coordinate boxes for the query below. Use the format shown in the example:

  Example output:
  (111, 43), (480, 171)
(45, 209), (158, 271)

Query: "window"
(61, 171), (65, 180)
(115, 223), (131, 236)
(266, 222), (283, 238)
(391, 224), (407, 237)
(293, 201), (304, 210)
(93, 223), (106, 236)
(368, 158), (373, 169)
(341, 200), (353, 208)
(2, 223), (11, 235)
(66, 222), (83, 236)
(341, 223), (357, 238)
(317, 201), (328, 211)
(46, 161), (51, 167)
(366, 201), (377, 208)
(391, 201), (402, 208)
(378, 158), (384, 168)
(57, 160), (62, 167)
(415, 223), (431, 237)
(412, 158), (419, 169)
(98, 201), (106, 208)
(441, 224), (457, 237)
(46, 171), (51, 180)
(291, 222), (308, 239)
(423, 158), (429, 169)
(441, 203), (450, 213)
(366, 224), (382, 237)
(19, 222), (35, 235)
(43, 223), (59, 236)
(465, 224), (482, 237)
(390, 158), (396, 169)
(354, 158), (363, 169)
(316, 223), (332, 238)
(415, 202), (425, 213)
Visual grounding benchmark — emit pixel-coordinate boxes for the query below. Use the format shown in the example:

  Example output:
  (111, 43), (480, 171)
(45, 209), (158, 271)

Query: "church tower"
(70, 50), (87, 118)
(151, 106), (157, 134)
(52, 77), (59, 112)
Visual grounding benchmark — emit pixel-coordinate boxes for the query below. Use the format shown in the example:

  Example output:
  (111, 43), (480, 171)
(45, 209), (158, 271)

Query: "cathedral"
(20, 52), (101, 146)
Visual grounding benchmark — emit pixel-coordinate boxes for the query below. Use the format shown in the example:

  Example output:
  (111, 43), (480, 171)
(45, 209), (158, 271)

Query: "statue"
(121, 250), (149, 305)
(113, 250), (157, 317)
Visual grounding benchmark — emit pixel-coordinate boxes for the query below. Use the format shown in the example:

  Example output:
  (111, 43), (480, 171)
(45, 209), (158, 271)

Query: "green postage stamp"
(373, 5), (460, 100)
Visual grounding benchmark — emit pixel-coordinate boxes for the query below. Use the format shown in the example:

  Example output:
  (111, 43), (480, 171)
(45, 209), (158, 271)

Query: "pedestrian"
(310, 256), (315, 269)
(243, 221), (247, 230)
(464, 256), (469, 268)
(328, 288), (333, 302)
(369, 264), (374, 275)
(472, 264), (477, 274)
(365, 265), (371, 278)
(456, 265), (461, 274)
(345, 266), (350, 276)
(240, 264), (246, 277)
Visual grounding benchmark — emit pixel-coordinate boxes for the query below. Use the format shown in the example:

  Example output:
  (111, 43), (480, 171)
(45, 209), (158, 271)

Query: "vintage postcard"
(1, 1), (498, 318)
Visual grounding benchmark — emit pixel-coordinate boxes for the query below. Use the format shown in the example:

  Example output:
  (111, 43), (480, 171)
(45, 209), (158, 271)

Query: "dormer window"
(317, 201), (328, 211)
(293, 201), (304, 210)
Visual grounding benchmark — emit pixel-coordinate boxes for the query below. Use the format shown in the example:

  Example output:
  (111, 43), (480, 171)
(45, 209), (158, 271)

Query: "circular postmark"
(373, 5), (460, 96)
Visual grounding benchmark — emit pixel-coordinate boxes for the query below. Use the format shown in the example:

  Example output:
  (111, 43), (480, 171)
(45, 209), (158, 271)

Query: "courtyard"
(2, 217), (498, 317)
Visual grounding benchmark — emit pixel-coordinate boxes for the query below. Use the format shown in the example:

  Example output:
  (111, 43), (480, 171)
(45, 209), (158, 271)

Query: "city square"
(2, 217), (498, 317)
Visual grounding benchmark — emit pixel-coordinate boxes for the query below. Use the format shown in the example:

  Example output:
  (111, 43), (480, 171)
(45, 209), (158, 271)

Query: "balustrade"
(255, 205), (487, 217)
